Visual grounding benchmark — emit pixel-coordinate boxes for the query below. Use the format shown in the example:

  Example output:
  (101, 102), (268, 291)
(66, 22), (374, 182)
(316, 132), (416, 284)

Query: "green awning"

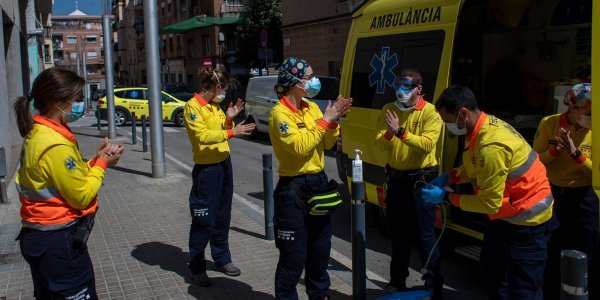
(160, 16), (240, 34)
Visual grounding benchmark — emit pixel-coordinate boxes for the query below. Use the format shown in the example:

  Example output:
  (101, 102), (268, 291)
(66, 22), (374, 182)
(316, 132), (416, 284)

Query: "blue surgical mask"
(301, 77), (321, 98)
(57, 101), (85, 123)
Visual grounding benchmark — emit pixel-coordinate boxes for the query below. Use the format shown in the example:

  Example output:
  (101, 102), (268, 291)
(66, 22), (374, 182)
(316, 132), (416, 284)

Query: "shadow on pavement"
(229, 226), (266, 240)
(108, 165), (152, 177)
(131, 242), (274, 299)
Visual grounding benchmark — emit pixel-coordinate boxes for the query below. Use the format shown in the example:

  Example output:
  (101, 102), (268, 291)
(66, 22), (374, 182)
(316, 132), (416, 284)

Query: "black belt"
(279, 170), (325, 181)
(385, 165), (439, 180)
(195, 157), (230, 168)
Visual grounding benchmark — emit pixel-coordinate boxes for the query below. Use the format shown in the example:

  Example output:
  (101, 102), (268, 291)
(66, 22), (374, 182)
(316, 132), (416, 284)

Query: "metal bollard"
(262, 153), (274, 240)
(96, 110), (101, 130)
(131, 112), (137, 145)
(561, 249), (588, 300)
(141, 115), (148, 152)
(351, 180), (366, 300)
(0, 147), (7, 204)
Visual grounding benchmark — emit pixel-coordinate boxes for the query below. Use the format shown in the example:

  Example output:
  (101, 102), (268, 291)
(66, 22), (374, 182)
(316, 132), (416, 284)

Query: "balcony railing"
(221, 0), (246, 16)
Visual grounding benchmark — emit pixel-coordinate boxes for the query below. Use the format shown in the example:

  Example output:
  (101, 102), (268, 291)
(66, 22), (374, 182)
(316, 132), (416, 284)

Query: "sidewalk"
(0, 123), (385, 299)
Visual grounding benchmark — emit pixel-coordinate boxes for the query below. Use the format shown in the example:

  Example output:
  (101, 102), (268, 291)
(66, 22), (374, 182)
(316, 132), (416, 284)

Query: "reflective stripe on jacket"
(16, 115), (104, 231)
(451, 113), (553, 226)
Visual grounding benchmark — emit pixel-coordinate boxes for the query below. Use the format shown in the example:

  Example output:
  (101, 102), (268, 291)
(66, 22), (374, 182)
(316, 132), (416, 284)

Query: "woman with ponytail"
(183, 66), (256, 287)
(14, 68), (124, 299)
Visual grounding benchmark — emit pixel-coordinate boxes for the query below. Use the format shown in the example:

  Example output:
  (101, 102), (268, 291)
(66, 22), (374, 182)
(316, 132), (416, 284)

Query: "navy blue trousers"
(480, 216), (558, 300)
(385, 175), (443, 290)
(274, 172), (332, 300)
(19, 226), (97, 300)
(188, 157), (233, 274)
(544, 185), (599, 299)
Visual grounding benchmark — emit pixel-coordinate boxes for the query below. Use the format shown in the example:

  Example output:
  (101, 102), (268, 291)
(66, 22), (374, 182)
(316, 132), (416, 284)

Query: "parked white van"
(244, 75), (340, 136)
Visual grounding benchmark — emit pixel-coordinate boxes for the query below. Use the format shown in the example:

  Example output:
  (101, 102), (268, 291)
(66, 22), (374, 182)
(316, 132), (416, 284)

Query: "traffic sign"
(260, 29), (268, 48)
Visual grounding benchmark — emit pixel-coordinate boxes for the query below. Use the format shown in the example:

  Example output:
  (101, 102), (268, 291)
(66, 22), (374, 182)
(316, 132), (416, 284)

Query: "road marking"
(162, 148), (388, 285)
(134, 127), (180, 133)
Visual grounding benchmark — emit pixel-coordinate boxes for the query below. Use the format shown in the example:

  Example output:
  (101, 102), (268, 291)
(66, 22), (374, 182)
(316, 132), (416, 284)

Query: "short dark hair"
(435, 85), (478, 115)
(398, 67), (422, 85)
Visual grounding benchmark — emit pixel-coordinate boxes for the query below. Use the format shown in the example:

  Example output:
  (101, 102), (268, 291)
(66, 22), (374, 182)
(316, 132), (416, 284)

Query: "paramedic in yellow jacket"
(269, 57), (352, 300)
(183, 67), (256, 287)
(13, 68), (123, 299)
(424, 85), (557, 300)
(374, 68), (444, 297)
(533, 83), (597, 297)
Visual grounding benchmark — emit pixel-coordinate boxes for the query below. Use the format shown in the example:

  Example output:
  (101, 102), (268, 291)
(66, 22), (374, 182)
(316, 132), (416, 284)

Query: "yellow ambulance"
(337, 0), (597, 242)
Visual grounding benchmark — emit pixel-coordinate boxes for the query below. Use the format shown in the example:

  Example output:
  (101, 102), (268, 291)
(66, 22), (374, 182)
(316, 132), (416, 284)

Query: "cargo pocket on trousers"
(274, 183), (304, 229)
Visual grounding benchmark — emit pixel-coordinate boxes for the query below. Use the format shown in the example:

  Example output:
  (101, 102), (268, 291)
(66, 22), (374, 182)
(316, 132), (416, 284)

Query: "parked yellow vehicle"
(337, 0), (595, 243)
(97, 87), (188, 126)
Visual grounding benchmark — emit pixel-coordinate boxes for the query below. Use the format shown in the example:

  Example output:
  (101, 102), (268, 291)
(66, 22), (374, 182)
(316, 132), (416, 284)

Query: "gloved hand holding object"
(421, 184), (446, 205)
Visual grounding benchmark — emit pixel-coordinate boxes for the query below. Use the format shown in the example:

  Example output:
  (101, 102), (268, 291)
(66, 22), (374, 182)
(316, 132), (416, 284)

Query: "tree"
(235, 0), (283, 68)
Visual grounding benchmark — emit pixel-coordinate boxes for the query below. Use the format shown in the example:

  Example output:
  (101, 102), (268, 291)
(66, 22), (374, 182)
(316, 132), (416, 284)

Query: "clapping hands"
(226, 98), (245, 120)
(323, 95), (353, 123)
(97, 137), (124, 167)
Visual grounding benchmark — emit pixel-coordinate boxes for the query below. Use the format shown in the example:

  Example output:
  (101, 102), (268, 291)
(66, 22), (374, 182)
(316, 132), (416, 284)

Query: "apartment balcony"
(221, 0), (247, 18)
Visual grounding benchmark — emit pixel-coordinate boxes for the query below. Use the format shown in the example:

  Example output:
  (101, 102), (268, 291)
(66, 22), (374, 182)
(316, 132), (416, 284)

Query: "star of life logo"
(279, 122), (289, 133)
(369, 47), (398, 94)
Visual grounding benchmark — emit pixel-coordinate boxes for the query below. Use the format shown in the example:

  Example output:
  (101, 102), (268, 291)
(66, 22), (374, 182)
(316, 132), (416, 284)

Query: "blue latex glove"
(421, 184), (446, 205)
(430, 173), (449, 187)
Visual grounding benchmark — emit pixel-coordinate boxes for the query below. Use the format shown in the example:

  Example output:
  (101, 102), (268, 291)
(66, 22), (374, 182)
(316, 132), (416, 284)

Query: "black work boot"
(190, 272), (211, 287)
(214, 263), (241, 276)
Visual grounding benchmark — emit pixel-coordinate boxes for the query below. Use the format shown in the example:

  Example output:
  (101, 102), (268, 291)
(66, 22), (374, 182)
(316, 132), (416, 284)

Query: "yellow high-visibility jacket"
(375, 97), (442, 171)
(16, 115), (104, 230)
(268, 96), (339, 176)
(184, 93), (234, 165)
(450, 113), (553, 226)
(533, 112), (592, 187)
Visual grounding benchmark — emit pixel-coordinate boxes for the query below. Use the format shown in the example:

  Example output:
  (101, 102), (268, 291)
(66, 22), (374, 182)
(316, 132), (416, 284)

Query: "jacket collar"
(414, 97), (426, 110)
(559, 112), (571, 128)
(194, 93), (209, 107)
(280, 96), (309, 113)
(32, 115), (76, 142)
(467, 112), (487, 150)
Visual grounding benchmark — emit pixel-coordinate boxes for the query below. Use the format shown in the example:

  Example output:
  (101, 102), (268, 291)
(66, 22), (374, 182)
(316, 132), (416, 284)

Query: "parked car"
(244, 75), (340, 137)
(96, 87), (186, 126)
(162, 82), (190, 94)
(170, 92), (194, 101)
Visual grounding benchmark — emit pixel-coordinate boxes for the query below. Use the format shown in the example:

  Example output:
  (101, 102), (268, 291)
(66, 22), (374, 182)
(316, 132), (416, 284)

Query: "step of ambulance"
(454, 244), (481, 261)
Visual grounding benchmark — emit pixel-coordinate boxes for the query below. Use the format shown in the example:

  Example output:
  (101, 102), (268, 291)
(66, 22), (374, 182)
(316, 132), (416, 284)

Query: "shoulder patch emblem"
(279, 122), (289, 133)
(190, 113), (197, 122)
(65, 157), (76, 171)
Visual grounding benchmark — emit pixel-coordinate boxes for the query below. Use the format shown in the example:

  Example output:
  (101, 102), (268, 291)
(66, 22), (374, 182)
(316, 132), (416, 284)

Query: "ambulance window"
(350, 30), (445, 109)
(123, 89), (146, 100)
(114, 91), (126, 98)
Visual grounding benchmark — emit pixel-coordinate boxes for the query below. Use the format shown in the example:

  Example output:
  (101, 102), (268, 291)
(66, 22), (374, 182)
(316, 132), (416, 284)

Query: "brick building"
(116, 0), (245, 91)
(52, 10), (111, 98)
(281, 0), (365, 77)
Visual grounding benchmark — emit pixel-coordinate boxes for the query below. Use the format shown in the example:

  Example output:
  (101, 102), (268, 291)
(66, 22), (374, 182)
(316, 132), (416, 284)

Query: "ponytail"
(13, 95), (34, 137)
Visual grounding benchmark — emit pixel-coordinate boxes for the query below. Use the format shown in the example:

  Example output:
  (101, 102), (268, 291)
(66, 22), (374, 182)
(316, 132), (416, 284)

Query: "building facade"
(281, 0), (365, 77)
(117, 0), (245, 92)
(0, 0), (52, 182)
(52, 10), (109, 99)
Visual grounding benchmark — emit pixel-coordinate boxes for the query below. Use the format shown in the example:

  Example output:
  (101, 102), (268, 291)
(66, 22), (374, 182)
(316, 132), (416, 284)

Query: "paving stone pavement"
(0, 125), (385, 299)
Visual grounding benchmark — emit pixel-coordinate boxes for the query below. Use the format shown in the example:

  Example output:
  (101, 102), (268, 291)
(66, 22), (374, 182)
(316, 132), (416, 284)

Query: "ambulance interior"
(450, 0), (592, 144)
(446, 0), (591, 235)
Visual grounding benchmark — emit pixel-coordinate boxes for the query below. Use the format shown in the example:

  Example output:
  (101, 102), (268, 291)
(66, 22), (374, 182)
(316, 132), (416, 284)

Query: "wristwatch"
(395, 127), (406, 138)
(570, 149), (582, 159)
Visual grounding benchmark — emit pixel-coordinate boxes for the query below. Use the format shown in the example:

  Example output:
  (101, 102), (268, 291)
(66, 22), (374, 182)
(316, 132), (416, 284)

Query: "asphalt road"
(78, 115), (487, 299)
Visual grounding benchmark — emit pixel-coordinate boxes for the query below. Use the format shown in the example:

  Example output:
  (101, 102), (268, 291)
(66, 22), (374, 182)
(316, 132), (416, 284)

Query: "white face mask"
(577, 115), (591, 129)
(211, 71), (226, 103)
(394, 101), (415, 111)
(445, 113), (467, 136)
(396, 87), (416, 104)
(213, 91), (226, 103)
